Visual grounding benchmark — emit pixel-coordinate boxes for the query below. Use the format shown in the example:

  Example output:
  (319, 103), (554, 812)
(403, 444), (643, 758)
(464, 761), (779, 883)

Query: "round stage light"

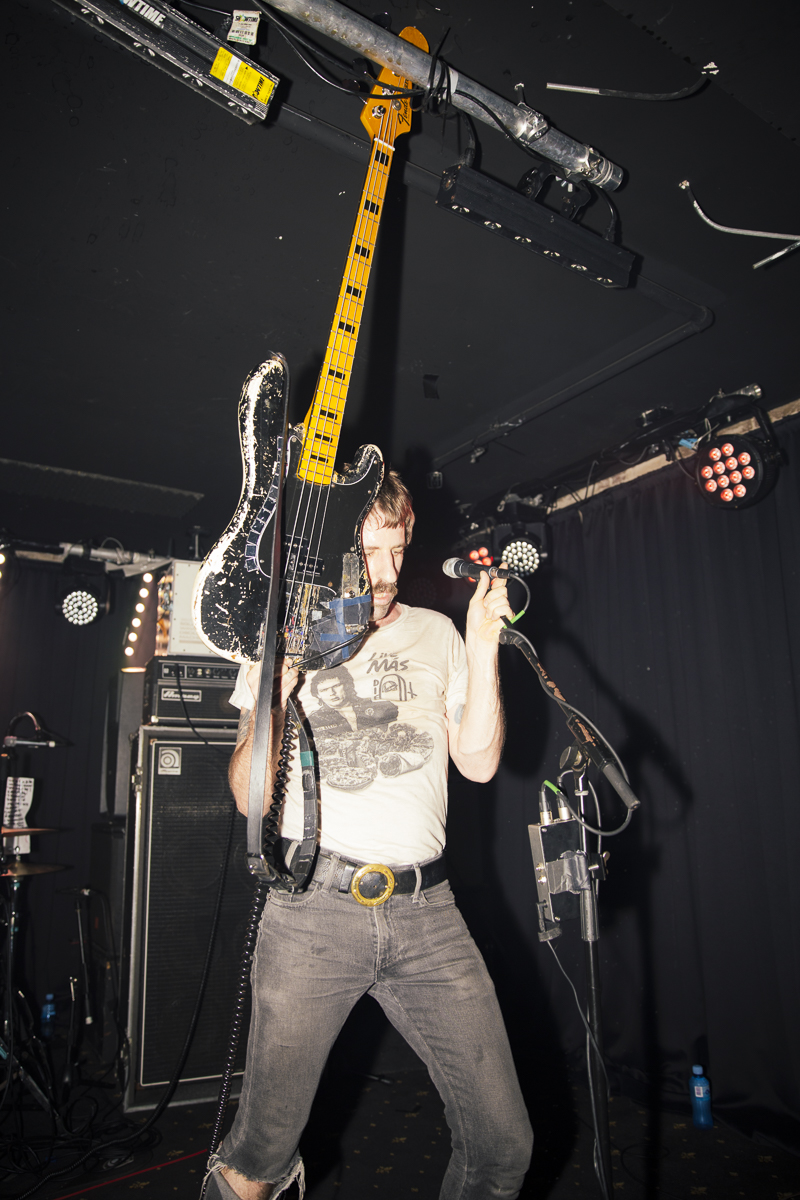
(500, 537), (542, 577)
(62, 588), (100, 626)
(695, 433), (780, 509)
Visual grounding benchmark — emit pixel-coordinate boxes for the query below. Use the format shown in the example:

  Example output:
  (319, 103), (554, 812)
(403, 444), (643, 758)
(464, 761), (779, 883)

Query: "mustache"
(370, 581), (398, 598)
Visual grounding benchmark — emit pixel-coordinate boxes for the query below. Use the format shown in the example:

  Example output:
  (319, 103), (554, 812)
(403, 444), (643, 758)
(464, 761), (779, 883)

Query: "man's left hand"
(465, 566), (515, 646)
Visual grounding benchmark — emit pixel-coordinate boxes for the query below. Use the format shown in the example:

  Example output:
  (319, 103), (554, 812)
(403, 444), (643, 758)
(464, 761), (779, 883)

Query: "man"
(205, 471), (533, 1200)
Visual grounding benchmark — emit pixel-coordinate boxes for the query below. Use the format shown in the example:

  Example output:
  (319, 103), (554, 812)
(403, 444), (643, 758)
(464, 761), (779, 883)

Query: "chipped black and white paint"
(192, 354), (383, 666)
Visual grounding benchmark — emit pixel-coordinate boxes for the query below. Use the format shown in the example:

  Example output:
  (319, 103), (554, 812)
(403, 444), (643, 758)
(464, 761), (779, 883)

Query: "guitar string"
(305, 96), (398, 600)
(282, 88), (400, 655)
(307, 95), (395, 480)
(284, 108), (388, 613)
(297, 97), (396, 616)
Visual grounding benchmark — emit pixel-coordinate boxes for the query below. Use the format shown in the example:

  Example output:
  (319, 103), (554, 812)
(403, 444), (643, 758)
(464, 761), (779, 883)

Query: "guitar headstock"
(360, 26), (428, 144)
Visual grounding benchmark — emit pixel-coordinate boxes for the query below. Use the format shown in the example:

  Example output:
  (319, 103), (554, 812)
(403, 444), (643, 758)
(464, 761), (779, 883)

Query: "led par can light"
(695, 434), (780, 509)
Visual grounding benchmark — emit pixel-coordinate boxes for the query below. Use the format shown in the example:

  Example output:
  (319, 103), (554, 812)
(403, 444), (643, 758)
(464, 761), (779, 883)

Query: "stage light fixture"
(0, 543), (20, 593)
(58, 574), (111, 626)
(500, 537), (543, 576)
(455, 516), (550, 580)
(60, 582), (107, 625)
(468, 546), (494, 567)
(696, 432), (780, 509)
(437, 164), (634, 288)
(62, 589), (99, 625)
(123, 570), (158, 666)
(494, 522), (550, 577)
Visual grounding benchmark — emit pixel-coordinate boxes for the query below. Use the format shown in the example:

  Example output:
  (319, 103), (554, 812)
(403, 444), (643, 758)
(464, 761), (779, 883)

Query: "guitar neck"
(296, 117), (398, 486)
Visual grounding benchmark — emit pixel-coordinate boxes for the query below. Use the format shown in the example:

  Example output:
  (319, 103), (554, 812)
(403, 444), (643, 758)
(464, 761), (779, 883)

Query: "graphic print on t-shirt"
(307, 658), (434, 792)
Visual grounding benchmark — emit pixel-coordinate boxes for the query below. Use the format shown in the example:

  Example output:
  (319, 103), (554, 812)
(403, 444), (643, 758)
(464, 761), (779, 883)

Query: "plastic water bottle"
(41, 994), (56, 1039)
(690, 1064), (713, 1128)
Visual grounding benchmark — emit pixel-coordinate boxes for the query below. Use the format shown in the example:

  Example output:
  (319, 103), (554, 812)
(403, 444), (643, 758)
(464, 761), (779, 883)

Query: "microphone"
(442, 558), (511, 580)
(3, 736), (59, 748)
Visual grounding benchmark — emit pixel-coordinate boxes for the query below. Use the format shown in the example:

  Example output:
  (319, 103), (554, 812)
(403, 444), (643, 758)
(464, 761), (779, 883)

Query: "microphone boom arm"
(499, 624), (640, 812)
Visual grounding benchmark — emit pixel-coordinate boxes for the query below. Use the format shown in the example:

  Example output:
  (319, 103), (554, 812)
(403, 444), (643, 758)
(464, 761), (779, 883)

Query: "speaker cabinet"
(123, 726), (254, 1111)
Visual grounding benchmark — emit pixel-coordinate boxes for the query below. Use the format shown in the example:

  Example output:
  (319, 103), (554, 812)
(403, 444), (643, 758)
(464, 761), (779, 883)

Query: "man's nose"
(379, 551), (399, 582)
(369, 549), (397, 584)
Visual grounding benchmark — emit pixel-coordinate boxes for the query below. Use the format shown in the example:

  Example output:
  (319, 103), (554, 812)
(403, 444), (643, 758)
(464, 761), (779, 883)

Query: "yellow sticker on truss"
(210, 47), (276, 106)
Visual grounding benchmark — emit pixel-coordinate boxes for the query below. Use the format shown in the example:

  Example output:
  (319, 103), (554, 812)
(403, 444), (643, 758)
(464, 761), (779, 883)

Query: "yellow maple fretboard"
(294, 22), (429, 487)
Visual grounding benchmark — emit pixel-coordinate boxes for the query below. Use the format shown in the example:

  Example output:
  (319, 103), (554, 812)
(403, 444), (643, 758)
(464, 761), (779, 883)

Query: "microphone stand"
(562, 754), (613, 1200)
(500, 622), (638, 1200)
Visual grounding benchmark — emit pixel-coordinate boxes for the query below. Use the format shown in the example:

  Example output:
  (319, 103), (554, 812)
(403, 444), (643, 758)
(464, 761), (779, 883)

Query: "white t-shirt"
(230, 604), (468, 864)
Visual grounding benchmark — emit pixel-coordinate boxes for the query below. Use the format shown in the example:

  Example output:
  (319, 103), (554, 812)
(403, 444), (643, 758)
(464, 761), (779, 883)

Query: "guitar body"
(193, 353), (383, 666)
(193, 27), (427, 671)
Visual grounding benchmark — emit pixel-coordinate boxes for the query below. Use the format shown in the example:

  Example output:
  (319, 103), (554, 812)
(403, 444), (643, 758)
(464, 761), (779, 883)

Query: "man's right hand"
(245, 658), (300, 712)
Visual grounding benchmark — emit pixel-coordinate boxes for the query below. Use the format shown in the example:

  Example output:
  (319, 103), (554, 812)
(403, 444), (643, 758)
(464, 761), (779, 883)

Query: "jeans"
(209, 854), (532, 1199)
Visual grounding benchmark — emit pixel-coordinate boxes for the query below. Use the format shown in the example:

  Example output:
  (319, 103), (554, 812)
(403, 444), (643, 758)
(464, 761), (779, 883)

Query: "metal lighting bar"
(262, 0), (623, 190)
(9, 539), (172, 577)
(50, 0), (280, 124)
(437, 165), (635, 287)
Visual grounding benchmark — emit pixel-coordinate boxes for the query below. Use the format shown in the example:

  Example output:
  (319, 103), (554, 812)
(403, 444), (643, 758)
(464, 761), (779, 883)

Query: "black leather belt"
(301, 845), (448, 906)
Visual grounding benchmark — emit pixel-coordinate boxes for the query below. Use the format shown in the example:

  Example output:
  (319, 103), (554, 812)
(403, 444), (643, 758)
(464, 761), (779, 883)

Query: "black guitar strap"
(243, 390), (318, 890)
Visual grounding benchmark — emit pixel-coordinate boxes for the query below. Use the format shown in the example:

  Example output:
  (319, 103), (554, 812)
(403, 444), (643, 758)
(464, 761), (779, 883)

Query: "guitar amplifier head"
(143, 657), (240, 727)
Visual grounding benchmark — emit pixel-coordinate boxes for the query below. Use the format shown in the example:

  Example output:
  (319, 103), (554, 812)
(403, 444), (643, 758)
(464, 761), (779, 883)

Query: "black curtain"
(448, 412), (800, 1152)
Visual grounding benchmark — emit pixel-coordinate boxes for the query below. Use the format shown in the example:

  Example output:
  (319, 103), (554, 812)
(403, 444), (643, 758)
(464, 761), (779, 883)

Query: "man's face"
(362, 511), (407, 624)
(315, 677), (349, 708)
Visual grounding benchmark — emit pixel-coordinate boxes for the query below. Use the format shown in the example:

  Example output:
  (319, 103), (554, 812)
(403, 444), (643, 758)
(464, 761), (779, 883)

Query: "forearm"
(451, 646), (505, 782)
(228, 659), (299, 815)
(228, 703), (287, 815)
(448, 568), (513, 781)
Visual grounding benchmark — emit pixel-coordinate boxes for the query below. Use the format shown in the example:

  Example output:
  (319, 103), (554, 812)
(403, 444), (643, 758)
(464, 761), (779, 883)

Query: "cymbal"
(2, 826), (58, 837)
(1, 862), (66, 877)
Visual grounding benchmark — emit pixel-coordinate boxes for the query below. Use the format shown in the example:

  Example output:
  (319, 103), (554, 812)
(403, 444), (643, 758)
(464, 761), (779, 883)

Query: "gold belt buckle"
(350, 863), (396, 907)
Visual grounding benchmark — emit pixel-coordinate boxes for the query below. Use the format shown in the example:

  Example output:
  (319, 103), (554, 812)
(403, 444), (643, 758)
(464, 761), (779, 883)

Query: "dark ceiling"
(4, 0), (800, 557)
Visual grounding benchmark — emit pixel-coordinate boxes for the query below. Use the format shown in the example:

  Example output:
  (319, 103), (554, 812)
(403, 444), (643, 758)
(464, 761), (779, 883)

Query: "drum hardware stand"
(58, 889), (96, 1102)
(1, 713), (68, 1130)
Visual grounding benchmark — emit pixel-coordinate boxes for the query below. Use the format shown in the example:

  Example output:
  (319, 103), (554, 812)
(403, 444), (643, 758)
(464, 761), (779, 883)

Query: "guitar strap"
(243, 395), (318, 890)
(247, 689), (318, 891)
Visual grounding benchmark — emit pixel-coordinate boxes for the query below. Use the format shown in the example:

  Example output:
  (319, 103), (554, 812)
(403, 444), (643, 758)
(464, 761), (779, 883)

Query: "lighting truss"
(436, 165), (635, 288)
(50, 0), (280, 124)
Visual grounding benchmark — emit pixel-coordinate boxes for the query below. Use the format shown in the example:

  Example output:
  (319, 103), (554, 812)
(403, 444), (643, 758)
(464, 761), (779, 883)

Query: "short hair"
(370, 469), (415, 544)
(310, 664), (358, 700)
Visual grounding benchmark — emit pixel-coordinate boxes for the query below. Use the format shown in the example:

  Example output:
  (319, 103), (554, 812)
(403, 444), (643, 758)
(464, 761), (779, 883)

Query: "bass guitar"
(193, 27), (427, 669)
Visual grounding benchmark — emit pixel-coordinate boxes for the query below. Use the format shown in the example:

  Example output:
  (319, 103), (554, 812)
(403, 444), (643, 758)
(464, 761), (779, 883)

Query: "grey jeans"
(209, 857), (533, 1199)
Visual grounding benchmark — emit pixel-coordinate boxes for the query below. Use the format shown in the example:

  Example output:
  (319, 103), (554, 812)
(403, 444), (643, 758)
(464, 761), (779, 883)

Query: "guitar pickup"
(284, 536), (324, 577)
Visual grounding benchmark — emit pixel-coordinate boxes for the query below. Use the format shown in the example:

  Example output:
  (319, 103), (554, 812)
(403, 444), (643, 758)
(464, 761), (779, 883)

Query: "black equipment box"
(143, 656), (240, 727)
(529, 817), (582, 940)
